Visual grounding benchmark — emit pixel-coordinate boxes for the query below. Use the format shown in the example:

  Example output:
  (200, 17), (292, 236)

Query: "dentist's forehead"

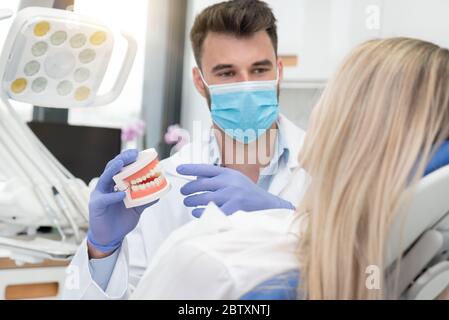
(201, 31), (276, 72)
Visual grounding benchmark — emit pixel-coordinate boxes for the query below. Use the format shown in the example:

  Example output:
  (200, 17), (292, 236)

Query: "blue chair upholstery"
(240, 140), (449, 300)
(424, 141), (449, 176)
(240, 270), (300, 300)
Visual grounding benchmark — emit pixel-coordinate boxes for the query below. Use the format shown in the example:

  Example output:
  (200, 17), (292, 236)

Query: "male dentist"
(63, 0), (308, 299)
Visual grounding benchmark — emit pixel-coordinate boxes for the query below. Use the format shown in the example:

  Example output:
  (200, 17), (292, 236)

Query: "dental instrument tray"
(113, 149), (171, 209)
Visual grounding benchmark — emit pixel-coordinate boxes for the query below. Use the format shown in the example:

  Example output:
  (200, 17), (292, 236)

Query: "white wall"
(381, 0), (449, 48)
(180, 0), (214, 135)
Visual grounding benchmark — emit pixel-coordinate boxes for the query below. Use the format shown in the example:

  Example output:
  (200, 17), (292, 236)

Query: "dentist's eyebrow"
(211, 64), (234, 73)
(252, 59), (273, 67)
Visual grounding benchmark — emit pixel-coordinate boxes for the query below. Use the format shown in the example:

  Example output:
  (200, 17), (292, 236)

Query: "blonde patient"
(298, 37), (449, 299)
(130, 37), (449, 299)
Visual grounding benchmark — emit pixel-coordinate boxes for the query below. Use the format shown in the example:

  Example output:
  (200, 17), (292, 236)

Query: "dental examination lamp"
(0, 7), (136, 262)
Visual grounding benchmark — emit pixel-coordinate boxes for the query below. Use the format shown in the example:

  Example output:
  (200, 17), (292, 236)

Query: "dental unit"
(113, 149), (171, 208)
(0, 6), (136, 262)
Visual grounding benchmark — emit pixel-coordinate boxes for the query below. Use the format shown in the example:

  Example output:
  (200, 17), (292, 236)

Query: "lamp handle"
(90, 31), (137, 107)
(0, 8), (13, 21)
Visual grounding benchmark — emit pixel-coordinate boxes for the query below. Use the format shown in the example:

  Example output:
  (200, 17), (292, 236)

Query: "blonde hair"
(297, 38), (449, 299)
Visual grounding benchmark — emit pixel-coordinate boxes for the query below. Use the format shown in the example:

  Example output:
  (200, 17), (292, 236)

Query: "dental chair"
(386, 141), (449, 299)
(241, 141), (449, 300)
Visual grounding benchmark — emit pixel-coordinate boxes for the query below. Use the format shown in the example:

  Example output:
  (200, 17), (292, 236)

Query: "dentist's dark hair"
(190, 0), (278, 69)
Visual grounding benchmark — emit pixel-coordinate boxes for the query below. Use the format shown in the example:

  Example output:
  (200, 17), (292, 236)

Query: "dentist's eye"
(253, 68), (269, 75)
(217, 71), (235, 78)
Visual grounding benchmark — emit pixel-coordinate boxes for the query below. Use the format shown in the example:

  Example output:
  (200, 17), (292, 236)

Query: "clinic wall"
(181, 0), (449, 132)
(381, 0), (449, 48)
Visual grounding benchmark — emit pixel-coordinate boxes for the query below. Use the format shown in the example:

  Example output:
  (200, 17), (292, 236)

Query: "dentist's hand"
(87, 149), (158, 258)
(177, 164), (295, 218)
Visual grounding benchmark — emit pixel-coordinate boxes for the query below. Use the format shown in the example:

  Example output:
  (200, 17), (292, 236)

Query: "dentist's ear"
(192, 67), (208, 98)
(277, 59), (284, 82)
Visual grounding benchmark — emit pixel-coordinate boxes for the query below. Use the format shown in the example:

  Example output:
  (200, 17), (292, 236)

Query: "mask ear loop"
(198, 69), (210, 88)
(275, 66), (281, 85)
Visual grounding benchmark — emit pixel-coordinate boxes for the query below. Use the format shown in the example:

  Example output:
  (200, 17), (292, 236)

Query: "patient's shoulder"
(174, 205), (302, 299)
(131, 238), (236, 299)
(132, 204), (301, 299)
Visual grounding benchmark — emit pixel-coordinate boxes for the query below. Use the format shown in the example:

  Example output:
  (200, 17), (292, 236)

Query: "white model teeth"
(130, 176), (165, 192)
(129, 164), (165, 189)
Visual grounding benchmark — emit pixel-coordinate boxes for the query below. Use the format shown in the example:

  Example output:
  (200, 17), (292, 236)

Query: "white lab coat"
(62, 115), (309, 299)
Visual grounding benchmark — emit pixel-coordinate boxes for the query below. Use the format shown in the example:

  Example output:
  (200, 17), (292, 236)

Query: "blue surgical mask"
(200, 71), (280, 144)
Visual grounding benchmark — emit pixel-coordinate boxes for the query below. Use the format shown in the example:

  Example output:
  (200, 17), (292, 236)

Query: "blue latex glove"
(87, 149), (158, 253)
(177, 164), (295, 218)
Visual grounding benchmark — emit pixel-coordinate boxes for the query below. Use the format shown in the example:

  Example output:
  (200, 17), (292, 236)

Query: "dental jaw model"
(113, 149), (171, 208)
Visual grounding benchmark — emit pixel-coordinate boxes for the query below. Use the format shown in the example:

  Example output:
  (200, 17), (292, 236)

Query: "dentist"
(63, 0), (308, 299)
